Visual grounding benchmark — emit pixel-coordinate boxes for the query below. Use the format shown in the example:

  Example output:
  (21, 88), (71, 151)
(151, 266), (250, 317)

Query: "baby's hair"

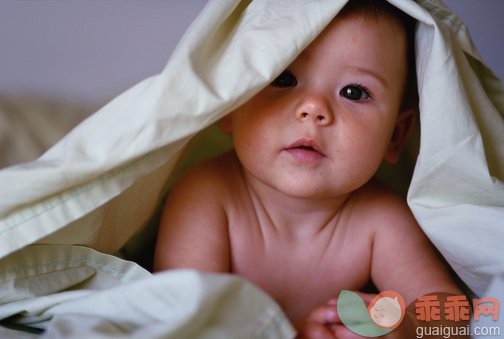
(338, 0), (418, 110)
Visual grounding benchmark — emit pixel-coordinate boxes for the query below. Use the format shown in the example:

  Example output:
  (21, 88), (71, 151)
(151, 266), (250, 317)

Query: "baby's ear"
(384, 107), (417, 164)
(219, 114), (233, 134)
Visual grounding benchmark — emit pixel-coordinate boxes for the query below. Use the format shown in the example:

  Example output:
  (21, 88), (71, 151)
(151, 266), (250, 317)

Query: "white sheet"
(0, 0), (503, 336)
(0, 245), (293, 338)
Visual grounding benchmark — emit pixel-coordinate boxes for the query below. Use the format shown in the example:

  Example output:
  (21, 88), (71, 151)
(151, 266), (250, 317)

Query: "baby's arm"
(296, 189), (468, 339)
(153, 159), (231, 273)
(370, 191), (468, 338)
(370, 191), (462, 297)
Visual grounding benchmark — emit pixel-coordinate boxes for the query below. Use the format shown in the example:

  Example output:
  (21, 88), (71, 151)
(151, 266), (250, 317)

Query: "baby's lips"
(286, 137), (325, 156)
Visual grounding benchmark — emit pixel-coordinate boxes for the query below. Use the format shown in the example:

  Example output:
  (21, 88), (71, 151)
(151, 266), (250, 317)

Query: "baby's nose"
(295, 95), (333, 126)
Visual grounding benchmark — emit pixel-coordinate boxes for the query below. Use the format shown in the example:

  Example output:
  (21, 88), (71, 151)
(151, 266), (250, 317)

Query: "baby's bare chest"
(226, 214), (373, 320)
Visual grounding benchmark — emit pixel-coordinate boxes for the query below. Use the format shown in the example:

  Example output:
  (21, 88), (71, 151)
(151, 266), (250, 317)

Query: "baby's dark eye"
(271, 70), (297, 88)
(340, 85), (371, 101)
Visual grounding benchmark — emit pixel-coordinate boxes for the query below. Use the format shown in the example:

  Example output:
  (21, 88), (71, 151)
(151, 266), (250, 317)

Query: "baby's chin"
(282, 174), (358, 196)
(273, 181), (351, 201)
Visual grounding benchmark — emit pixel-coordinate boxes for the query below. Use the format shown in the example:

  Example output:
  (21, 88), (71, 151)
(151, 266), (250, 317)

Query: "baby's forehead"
(300, 13), (407, 57)
(330, 9), (408, 34)
(335, 0), (412, 26)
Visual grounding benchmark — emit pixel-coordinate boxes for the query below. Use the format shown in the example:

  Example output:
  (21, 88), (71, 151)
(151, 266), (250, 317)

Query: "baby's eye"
(271, 70), (297, 88)
(340, 84), (371, 101)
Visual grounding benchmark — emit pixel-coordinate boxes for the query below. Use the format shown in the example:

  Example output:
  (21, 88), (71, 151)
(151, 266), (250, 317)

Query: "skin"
(155, 12), (466, 339)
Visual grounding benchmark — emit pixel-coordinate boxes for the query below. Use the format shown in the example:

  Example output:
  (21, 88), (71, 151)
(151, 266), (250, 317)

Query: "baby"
(155, 0), (465, 337)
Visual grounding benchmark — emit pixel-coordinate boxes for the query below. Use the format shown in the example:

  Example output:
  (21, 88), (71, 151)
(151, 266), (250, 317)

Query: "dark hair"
(338, 0), (418, 110)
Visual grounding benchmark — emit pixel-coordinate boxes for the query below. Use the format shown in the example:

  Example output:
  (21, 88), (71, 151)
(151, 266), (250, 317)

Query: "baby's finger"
(331, 324), (367, 339)
(305, 305), (340, 325)
(297, 322), (337, 339)
(327, 298), (338, 306)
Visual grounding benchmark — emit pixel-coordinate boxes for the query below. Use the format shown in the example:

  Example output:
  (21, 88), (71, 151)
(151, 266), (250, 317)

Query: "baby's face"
(229, 13), (408, 199)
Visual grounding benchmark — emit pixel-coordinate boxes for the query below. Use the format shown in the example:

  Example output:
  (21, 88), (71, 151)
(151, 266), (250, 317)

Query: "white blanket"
(0, 245), (293, 338)
(0, 0), (503, 336)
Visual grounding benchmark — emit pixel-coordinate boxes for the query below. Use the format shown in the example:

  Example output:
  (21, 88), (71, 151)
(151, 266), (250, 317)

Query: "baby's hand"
(295, 293), (376, 339)
(294, 300), (339, 339)
(295, 300), (341, 339)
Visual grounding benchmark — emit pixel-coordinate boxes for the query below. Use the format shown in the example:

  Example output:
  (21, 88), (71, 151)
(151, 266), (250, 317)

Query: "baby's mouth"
(295, 145), (317, 151)
(285, 139), (326, 162)
(287, 139), (324, 153)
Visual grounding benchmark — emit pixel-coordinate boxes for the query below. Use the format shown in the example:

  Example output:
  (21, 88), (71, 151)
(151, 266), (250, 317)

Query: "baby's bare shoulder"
(154, 152), (242, 272)
(352, 180), (416, 229)
(173, 151), (243, 196)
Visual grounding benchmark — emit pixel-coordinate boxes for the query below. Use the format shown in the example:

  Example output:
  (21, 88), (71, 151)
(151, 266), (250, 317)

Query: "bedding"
(0, 0), (503, 337)
(0, 245), (292, 338)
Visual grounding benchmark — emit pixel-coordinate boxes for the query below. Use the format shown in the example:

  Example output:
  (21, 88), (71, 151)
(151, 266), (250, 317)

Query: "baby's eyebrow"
(346, 65), (388, 88)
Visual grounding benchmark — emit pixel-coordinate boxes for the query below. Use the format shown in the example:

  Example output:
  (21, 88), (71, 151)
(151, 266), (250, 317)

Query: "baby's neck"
(241, 167), (353, 240)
